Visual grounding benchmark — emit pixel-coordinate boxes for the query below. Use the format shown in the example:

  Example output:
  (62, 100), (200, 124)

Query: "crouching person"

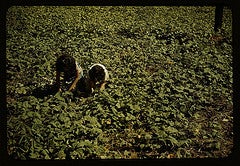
(87, 63), (109, 93)
(55, 54), (83, 92)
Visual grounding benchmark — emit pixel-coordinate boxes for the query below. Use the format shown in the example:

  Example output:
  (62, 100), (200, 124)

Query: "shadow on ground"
(31, 84), (59, 99)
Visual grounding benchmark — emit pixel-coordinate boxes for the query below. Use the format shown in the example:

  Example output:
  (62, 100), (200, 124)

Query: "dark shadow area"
(31, 84), (59, 99)
(30, 77), (94, 98)
(73, 76), (92, 98)
(31, 76), (99, 99)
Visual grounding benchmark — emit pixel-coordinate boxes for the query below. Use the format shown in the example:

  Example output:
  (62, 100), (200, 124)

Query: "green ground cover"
(6, 6), (233, 159)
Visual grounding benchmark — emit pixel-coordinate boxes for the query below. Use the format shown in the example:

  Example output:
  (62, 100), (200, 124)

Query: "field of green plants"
(6, 6), (233, 159)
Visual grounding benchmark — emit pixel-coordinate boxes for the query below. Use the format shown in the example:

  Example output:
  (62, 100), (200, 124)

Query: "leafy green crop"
(6, 6), (232, 159)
